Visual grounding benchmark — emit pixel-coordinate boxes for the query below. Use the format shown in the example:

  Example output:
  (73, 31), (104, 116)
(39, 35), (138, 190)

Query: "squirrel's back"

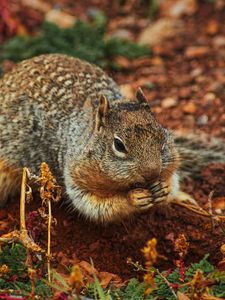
(0, 54), (121, 112)
(0, 54), (122, 173)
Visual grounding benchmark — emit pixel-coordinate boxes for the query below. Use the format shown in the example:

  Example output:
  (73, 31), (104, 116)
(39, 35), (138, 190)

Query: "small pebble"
(183, 102), (197, 114)
(161, 97), (178, 108)
(204, 92), (216, 102)
(154, 107), (162, 114)
(213, 36), (225, 48)
(185, 46), (209, 58)
(207, 82), (224, 93)
(45, 9), (76, 28)
(206, 20), (219, 35)
(109, 29), (133, 41)
(197, 115), (208, 126)
(190, 67), (203, 78)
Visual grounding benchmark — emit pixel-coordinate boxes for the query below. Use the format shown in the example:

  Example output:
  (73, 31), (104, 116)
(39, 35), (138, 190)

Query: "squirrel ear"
(95, 95), (110, 131)
(136, 87), (148, 104)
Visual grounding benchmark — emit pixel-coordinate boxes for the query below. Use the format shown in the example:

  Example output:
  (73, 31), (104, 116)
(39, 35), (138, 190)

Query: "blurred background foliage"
(0, 7), (150, 69)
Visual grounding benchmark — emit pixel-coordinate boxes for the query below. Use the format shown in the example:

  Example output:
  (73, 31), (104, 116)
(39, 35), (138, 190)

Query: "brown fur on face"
(69, 99), (178, 200)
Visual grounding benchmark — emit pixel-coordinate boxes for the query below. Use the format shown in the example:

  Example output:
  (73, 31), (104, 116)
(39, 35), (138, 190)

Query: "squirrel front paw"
(128, 188), (153, 210)
(128, 182), (169, 210)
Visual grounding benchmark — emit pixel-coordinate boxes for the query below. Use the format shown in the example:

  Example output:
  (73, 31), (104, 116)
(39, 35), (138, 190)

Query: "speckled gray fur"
(0, 54), (122, 180)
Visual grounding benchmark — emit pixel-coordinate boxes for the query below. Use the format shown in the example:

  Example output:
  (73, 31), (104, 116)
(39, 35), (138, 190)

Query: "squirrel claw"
(128, 188), (154, 210)
(128, 182), (169, 210)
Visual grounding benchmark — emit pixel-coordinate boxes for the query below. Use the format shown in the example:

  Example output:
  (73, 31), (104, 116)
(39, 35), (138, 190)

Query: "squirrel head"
(69, 88), (179, 197)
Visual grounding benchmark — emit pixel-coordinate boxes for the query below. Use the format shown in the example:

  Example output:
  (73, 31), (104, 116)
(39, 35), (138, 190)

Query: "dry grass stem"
(38, 162), (62, 282)
(47, 199), (52, 282)
(0, 162), (62, 286)
(20, 167), (27, 231)
(0, 167), (44, 254)
(156, 269), (178, 299)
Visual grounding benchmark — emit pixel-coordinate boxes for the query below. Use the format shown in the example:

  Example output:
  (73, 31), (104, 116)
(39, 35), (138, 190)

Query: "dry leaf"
(78, 261), (98, 276)
(177, 291), (191, 300)
(201, 293), (225, 300)
(99, 271), (123, 289)
(213, 197), (225, 211)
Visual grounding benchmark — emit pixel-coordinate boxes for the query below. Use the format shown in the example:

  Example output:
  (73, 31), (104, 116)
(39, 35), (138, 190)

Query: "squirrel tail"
(174, 134), (225, 179)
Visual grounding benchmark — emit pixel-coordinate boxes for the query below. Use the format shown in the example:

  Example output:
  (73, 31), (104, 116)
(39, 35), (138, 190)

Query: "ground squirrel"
(0, 54), (224, 222)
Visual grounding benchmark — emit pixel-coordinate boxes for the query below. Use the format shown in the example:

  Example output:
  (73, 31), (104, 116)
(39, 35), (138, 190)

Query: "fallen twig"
(171, 201), (225, 221)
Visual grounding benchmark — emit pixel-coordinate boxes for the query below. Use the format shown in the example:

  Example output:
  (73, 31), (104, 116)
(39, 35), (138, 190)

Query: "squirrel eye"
(112, 136), (127, 158)
(114, 138), (127, 153)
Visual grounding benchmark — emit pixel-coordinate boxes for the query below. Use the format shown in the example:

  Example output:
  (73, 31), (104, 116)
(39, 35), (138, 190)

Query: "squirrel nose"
(142, 166), (160, 183)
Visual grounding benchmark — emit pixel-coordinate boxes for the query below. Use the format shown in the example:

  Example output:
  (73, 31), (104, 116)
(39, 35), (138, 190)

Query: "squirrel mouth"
(131, 182), (146, 189)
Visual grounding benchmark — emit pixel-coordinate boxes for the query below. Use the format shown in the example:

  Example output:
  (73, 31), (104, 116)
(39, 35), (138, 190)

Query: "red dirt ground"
(0, 1), (225, 281)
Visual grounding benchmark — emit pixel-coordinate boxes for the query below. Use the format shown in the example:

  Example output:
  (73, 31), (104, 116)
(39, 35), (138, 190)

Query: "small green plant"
(0, 238), (224, 299)
(0, 244), (52, 298)
(86, 236), (225, 300)
(1, 16), (150, 69)
(100, 255), (225, 300)
(110, 279), (150, 300)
